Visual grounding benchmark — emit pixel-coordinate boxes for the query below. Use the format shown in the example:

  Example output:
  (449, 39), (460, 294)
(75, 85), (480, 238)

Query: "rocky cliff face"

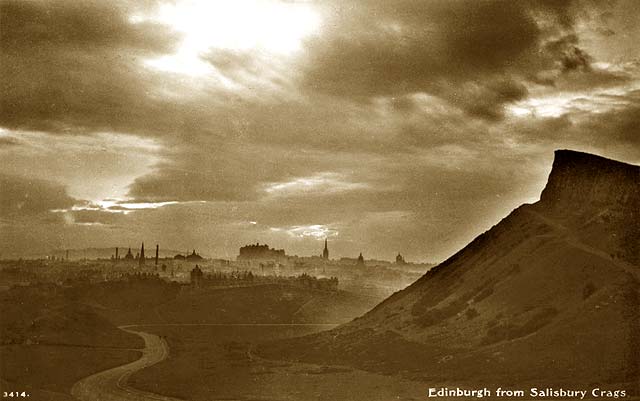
(537, 150), (639, 264)
(259, 150), (640, 394)
(540, 149), (639, 211)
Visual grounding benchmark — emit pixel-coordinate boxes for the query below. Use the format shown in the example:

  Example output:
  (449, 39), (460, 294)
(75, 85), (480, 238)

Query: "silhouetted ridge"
(258, 150), (640, 392)
(539, 149), (639, 209)
(372, 151), (639, 312)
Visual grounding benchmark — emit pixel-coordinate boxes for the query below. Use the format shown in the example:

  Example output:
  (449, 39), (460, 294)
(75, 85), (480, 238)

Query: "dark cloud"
(70, 210), (126, 226)
(561, 46), (592, 71)
(549, 68), (631, 92)
(297, 0), (580, 118)
(507, 90), (640, 159)
(596, 27), (616, 36)
(126, 138), (362, 202)
(126, 141), (266, 202)
(576, 91), (640, 149)
(0, 136), (19, 148)
(128, 167), (257, 202)
(455, 79), (529, 121)
(0, 0), (187, 135)
(531, 32), (631, 90)
(0, 0), (172, 53)
(302, 1), (540, 91)
(0, 174), (76, 218)
(543, 33), (592, 72)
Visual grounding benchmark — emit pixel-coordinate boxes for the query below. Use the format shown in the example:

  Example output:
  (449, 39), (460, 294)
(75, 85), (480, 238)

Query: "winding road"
(70, 323), (338, 401)
(71, 328), (181, 401)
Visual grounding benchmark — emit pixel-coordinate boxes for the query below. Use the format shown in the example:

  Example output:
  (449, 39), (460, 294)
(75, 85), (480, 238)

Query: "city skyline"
(1, 0), (639, 262)
(13, 239), (412, 264)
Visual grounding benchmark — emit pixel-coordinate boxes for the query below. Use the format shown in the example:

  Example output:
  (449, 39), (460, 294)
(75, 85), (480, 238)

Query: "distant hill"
(259, 150), (640, 392)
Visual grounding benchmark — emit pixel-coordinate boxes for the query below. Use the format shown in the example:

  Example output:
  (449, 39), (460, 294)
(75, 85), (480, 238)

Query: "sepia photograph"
(0, 1), (638, 400)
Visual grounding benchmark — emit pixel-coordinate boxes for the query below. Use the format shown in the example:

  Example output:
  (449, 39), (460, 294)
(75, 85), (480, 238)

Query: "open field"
(128, 324), (429, 401)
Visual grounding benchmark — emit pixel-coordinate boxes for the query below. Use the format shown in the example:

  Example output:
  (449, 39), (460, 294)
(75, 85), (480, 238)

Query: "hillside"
(258, 150), (640, 391)
(0, 283), (144, 348)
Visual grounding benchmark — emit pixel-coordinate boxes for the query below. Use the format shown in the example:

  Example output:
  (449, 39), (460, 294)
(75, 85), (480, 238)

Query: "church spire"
(322, 238), (329, 260)
(139, 242), (145, 266)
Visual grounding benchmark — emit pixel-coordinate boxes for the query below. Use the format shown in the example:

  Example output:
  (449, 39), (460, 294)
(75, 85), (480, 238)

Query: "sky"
(1, 0), (639, 261)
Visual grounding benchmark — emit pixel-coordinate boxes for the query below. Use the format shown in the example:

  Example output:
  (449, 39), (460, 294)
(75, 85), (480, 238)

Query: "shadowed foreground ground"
(128, 324), (430, 401)
(0, 345), (140, 401)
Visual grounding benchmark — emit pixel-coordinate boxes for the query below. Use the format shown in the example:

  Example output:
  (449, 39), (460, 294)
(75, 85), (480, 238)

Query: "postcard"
(1, 1), (638, 400)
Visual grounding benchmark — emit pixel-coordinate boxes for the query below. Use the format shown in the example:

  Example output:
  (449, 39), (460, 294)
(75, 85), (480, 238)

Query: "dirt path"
(71, 328), (181, 401)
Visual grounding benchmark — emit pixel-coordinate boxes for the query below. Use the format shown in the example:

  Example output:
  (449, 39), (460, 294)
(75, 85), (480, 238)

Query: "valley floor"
(127, 324), (430, 401)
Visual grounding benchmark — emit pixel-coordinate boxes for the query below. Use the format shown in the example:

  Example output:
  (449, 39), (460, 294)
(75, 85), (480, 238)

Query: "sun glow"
(281, 225), (338, 239)
(50, 200), (179, 215)
(94, 200), (179, 211)
(264, 173), (369, 196)
(135, 0), (321, 76)
(507, 81), (639, 119)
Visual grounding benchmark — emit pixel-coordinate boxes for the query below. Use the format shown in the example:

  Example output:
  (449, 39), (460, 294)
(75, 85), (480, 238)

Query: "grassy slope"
(257, 204), (640, 391)
(0, 284), (144, 348)
(62, 279), (182, 325)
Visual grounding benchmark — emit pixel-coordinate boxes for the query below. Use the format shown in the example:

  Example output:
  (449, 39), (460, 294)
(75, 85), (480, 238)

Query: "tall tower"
(139, 242), (145, 267)
(155, 244), (159, 267)
(115, 247), (119, 261)
(322, 239), (329, 260)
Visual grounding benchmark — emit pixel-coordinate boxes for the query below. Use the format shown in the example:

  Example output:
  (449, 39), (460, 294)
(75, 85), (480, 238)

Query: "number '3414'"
(3, 392), (29, 398)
